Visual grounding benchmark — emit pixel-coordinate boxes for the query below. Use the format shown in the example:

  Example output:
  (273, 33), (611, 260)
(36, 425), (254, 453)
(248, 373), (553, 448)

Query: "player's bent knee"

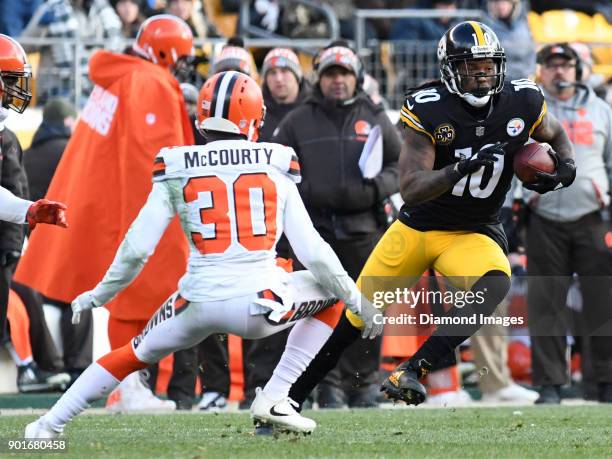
(470, 270), (511, 316)
(97, 343), (148, 380)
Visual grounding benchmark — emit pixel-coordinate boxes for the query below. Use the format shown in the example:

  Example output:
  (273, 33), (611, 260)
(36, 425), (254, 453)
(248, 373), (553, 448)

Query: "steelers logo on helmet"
(438, 21), (506, 107)
(433, 123), (456, 145)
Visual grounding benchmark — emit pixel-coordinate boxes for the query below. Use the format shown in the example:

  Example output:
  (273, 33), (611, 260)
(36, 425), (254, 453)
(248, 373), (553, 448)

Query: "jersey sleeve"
(152, 147), (186, 182)
(507, 79), (547, 136)
(0, 185), (31, 224)
(266, 144), (302, 183)
(399, 96), (435, 144)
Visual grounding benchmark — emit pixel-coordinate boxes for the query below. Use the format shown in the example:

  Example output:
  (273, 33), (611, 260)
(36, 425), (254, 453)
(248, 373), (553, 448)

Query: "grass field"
(1, 405), (611, 458)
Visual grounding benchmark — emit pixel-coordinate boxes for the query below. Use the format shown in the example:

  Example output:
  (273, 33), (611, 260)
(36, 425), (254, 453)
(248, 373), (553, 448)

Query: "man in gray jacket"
(526, 43), (612, 404)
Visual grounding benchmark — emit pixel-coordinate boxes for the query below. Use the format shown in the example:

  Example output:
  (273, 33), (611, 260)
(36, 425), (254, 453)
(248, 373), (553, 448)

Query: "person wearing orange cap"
(14, 15), (195, 411)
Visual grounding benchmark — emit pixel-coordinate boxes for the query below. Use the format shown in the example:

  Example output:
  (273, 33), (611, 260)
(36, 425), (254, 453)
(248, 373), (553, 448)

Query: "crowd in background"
(0, 0), (611, 408)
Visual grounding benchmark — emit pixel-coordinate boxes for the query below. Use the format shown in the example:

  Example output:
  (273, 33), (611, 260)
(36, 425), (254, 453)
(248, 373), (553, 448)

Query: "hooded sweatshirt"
(525, 85), (612, 222)
(15, 50), (194, 321)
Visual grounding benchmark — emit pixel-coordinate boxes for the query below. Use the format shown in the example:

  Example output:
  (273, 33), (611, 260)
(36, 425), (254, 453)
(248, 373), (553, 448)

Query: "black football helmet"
(437, 21), (506, 107)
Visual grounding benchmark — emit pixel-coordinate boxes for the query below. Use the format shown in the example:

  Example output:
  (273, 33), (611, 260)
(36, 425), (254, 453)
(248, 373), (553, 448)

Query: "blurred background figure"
(0, 0), (43, 37)
(112, 0), (146, 38)
(20, 0), (122, 104)
(24, 98), (77, 202)
(165, 0), (210, 38)
(526, 43), (612, 404)
(482, 0), (536, 81)
(210, 37), (257, 78)
(390, 0), (459, 41)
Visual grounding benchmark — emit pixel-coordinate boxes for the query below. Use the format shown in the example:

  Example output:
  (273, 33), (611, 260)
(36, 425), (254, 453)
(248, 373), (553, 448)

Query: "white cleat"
(425, 389), (473, 407)
(106, 372), (176, 413)
(251, 387), (316, 434)
(198, 391), (228, 412)
(24, 418), (60, 439)
(481, 383), (539, 404)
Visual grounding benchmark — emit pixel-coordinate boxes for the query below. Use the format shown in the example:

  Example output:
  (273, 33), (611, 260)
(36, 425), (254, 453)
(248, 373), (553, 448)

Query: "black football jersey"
(398, 79), (547, 251)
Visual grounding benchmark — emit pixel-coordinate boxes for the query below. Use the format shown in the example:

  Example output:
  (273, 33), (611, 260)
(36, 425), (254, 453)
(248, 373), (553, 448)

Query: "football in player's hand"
(513, 142), (556, 183)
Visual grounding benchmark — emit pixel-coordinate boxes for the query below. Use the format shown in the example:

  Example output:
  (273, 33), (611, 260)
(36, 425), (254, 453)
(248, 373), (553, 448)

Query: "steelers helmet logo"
(506, 118), (525, 137)
(433, 123), (455, 145)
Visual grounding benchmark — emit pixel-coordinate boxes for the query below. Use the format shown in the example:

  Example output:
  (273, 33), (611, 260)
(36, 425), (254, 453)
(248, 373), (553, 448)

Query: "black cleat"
(535, 385), (561, 404)
(380, 359), (431, 405)
(17, 362), (71, 393)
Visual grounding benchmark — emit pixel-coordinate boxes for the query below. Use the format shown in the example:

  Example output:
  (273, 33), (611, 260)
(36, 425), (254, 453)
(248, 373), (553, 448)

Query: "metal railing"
(17, 36), (335, 109)
(353, 8), (484, 51)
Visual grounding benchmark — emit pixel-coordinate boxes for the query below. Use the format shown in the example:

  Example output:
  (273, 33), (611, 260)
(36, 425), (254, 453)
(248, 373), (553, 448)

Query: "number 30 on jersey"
(183, 173), (277, 254)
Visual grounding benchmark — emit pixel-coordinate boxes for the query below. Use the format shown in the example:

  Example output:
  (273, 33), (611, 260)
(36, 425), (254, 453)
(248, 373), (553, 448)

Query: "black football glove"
(523, 154), (576, 194)
(449, 142), (507, 181)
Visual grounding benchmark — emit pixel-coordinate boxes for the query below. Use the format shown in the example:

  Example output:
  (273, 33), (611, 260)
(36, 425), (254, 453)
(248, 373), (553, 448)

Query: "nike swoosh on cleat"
(270, 406), (290, 417)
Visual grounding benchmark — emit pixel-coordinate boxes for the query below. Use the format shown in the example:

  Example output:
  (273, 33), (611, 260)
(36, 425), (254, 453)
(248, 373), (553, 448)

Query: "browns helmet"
(133, 15), (193, 69)
(197, 71), (265, 141)
(0, 34), (32, 113)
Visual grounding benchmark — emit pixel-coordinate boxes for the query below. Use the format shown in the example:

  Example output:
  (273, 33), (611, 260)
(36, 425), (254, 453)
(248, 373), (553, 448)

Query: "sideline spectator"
(240, 48), (312, 408)
(112, 0), (146, 38)
(166, 0), (209, 38)
(482, 0), (536, 81)
(24, 98), (77, 202)
(526, 43), (612, 404)
(273, 42), (400, 408)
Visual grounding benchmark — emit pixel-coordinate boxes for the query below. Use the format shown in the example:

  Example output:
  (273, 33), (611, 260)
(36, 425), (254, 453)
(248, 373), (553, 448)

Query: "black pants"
(318, 233), (383, 391)
(527, 211), (612, 386)
(198, 334), (231, 395)
(0, 264), (12, 342)
(11, 282), (63, 371)
(242, 329), (289, 402)
(44, 298), (93, 371)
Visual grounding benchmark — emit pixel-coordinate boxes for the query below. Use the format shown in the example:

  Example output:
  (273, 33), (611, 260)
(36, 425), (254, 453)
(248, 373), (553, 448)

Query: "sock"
(43, 363), (119, 433)
(411, 271), (510, 367)
(263, 318), (333, 400)
(4, 341), (32, 367)
(289, 313), (360, 407)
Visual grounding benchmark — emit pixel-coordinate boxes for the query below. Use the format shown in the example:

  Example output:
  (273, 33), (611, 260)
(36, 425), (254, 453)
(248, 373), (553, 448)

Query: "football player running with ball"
(276, 21), (576, 412)
(25, 71), (382, 439)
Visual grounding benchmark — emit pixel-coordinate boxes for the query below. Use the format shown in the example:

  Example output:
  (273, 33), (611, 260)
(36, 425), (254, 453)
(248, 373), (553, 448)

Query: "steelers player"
(283, 21), (576, 408)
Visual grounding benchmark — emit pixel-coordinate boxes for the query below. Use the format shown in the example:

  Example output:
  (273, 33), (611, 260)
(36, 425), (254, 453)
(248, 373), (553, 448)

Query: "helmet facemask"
(438, 21), (507, 107)
(1, 67), (32, 113)
(442, 56), (505, 106)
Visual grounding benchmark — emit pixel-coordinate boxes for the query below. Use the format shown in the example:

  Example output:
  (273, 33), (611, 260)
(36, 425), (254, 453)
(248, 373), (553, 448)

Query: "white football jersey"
(90, 138), (360, 314)
(152, 139), (301, 301)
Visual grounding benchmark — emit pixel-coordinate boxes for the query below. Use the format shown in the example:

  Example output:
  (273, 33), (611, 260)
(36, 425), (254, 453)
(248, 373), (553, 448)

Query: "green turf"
(1, 406), (611, 458)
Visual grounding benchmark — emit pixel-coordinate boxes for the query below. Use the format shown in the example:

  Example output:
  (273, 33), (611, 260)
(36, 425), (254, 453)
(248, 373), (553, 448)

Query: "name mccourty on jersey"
(184, 147), (274, 169)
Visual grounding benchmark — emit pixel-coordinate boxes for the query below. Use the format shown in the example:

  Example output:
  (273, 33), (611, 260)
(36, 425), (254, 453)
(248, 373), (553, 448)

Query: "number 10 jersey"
(398, 80), (546, 251)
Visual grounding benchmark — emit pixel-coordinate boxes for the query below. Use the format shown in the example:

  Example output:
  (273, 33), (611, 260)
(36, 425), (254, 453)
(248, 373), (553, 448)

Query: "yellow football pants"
(348, 220), (511, 328)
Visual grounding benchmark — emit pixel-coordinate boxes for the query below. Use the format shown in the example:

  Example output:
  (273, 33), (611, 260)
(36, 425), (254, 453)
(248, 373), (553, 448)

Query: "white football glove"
(71, 290), (101, 324)
(355, 295), (384, 340)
